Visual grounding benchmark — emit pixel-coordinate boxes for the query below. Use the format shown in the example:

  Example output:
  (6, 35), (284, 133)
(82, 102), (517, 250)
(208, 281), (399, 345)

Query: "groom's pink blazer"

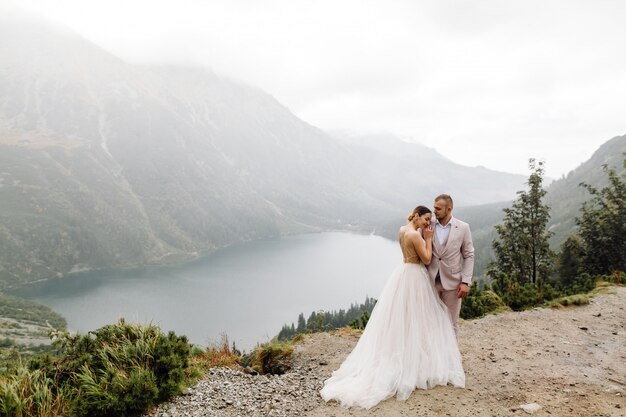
(427, 217), (475, 290)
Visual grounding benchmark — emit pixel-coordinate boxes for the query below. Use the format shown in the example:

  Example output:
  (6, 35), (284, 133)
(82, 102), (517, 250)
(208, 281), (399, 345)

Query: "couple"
(320, 194), (474, 409)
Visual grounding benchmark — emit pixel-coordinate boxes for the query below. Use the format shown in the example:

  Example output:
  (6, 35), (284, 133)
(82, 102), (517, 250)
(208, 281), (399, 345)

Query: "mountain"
(0, 13), (525, 289)
(544, 134), (626, 246)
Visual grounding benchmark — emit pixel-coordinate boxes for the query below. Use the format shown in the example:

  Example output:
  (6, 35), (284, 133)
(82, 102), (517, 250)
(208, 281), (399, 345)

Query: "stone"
(243, 366), (258, 375)
(519, 403), (542, 414)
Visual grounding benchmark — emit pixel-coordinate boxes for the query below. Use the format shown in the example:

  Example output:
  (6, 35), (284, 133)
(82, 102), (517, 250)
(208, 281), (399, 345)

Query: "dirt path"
(298, 286), (626, 417)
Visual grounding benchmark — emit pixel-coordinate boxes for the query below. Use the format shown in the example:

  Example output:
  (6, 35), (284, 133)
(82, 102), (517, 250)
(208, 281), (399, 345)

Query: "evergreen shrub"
(30, 319), (190, 417)
(460, 286), (507, 319)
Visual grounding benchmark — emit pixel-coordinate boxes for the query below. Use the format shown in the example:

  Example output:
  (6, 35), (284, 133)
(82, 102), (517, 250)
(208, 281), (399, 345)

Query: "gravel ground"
(145, 286), (626, 417)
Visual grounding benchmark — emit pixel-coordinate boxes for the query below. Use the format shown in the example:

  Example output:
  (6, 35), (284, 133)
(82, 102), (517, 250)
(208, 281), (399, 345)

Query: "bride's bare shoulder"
(403, 229), (421, 240)
(398, 225), (406, 241)
(408, 229), (424, 242)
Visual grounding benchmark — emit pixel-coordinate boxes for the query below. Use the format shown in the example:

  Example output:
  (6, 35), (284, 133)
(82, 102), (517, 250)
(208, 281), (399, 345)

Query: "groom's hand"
(457, 283), (470, 299)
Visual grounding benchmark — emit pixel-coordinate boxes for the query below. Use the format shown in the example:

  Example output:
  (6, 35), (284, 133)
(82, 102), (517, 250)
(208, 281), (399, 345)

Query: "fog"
(3, 0), (626, 177)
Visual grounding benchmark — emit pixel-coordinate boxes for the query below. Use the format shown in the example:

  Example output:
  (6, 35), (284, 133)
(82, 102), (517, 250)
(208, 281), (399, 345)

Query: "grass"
(250, 341), (294, 375)
(547, 294), (591, 308)
(189, 332), (307, 378)
(332, 327), (363, 337)
(591, 280), (618, 295)
(0, 361), (71, 417)
(188, 334), (241, 382)
(290, 333), (305, 343)
(546, 279), (624, 308)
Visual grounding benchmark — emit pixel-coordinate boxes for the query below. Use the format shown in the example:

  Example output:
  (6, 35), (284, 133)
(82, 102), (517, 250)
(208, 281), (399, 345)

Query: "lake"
(15, 232), (400, 351)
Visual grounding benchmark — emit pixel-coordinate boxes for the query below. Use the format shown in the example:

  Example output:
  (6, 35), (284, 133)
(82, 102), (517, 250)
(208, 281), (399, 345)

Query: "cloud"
(8, 0), (626, 177)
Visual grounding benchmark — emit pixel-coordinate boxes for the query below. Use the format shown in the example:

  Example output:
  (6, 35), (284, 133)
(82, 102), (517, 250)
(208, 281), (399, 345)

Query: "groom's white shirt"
(435, 219), (452, 246)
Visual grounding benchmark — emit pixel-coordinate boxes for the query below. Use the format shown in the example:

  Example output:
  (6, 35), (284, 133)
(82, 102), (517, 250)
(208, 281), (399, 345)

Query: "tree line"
(463, 156), (625, 316)
(276, 296), (377, 341)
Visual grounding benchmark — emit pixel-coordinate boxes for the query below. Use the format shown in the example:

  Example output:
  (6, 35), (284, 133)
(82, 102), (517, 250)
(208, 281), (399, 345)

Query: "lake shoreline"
(8, 232), (400, 351)
(6, 226), (386, 294)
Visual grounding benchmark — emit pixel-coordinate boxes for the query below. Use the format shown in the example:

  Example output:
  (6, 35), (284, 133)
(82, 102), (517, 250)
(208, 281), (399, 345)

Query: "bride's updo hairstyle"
(407, 205), (431, 221)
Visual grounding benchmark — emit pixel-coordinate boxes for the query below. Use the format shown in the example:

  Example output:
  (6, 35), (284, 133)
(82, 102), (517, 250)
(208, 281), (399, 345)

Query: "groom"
(427, 194), (474, 338)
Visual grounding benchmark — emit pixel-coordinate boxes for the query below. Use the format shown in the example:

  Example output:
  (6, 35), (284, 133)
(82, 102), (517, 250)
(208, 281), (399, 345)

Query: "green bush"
(492, 275), (562, 311)
(460, 287), (507, 319)
(250, 342), (293, 375)
(561, 273), (598, 295)
(30, 319), (191, 417)
(607, 271), (626, 284)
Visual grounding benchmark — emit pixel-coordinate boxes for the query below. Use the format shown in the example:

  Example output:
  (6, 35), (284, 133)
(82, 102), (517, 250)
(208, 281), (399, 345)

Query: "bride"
(319, 206), (465, 409)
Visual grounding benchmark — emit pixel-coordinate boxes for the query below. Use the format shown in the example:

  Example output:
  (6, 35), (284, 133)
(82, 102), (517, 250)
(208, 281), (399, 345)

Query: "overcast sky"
(6, 0), (626, 178)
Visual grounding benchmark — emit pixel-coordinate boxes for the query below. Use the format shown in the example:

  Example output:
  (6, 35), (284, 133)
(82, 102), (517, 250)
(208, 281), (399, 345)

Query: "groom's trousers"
(435, 276), (462, 339)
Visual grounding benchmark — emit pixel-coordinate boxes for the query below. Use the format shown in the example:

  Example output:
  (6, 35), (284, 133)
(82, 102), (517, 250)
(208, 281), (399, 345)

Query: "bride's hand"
(422, 225), (434, 240)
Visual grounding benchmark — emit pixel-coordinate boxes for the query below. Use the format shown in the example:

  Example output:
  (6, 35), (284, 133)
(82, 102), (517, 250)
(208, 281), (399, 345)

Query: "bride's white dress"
(319, 261), (465, 409)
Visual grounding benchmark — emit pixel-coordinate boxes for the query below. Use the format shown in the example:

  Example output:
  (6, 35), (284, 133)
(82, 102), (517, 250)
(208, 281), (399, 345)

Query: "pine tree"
(557, 235), (586, 286)
(488, 159), (554, 285)
(296, 313), (306, 333)
(576, 157), (626, 274)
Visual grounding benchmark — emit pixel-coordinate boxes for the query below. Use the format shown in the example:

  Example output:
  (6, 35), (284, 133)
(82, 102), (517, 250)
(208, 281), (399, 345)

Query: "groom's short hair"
(435, 194), (453, 209)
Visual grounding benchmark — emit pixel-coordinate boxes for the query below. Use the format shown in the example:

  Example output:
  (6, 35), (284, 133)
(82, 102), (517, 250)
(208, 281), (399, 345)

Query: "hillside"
(545, 134), (626, 246)
(0, 14), (525, 289)
(146, 286), (626, 417)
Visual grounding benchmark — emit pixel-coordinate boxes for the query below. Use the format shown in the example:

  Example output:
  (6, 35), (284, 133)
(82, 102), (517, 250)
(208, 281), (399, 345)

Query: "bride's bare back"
(398, 225), (425, 264)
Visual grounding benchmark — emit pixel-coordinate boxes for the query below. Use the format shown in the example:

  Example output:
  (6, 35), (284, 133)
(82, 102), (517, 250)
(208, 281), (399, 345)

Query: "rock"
(519, 403), (542, 414)
(243, 366), (259, 375)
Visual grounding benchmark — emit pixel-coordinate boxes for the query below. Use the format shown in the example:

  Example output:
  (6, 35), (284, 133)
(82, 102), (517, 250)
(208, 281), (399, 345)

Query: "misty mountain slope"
(545, 134), (626, 246)
(336, 134), (525, 208)
(142, 66), (392, 225)
(0, 14), (524, 288)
